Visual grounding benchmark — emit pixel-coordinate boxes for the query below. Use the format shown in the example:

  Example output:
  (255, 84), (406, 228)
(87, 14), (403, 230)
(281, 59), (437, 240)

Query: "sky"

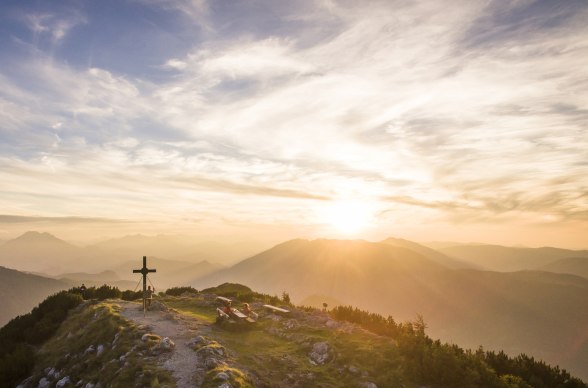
(0, 0), (587, 248)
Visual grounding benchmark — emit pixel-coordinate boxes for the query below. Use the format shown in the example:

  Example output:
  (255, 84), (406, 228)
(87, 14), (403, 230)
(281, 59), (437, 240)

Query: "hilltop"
(2, 284), (585, 387)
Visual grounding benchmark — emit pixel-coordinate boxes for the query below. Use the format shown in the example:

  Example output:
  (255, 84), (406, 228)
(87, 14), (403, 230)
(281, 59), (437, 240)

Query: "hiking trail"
(118, 300), (211, 387)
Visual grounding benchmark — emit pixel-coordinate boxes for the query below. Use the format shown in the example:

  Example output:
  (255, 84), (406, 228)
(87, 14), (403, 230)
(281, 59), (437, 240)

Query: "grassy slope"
(28, 300), (175, 387)
(163, 296), (403, 388)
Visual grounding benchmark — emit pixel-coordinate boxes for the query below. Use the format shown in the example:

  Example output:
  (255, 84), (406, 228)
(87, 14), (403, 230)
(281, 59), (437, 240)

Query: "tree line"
(330, 305), (586, 388)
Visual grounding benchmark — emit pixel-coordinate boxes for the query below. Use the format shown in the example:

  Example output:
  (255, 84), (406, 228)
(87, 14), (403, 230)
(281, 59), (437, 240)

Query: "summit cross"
(132, 256), (156, 315)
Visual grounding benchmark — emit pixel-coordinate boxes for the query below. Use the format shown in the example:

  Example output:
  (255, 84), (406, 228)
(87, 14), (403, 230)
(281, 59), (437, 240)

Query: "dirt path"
(118, 300), (211, 387)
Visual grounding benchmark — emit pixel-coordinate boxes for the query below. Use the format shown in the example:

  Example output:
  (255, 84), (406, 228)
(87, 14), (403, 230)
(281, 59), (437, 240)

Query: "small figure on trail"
(242, 303), (258, 320)
(80, 283), (87, 299)
(146, 285), (155, 307)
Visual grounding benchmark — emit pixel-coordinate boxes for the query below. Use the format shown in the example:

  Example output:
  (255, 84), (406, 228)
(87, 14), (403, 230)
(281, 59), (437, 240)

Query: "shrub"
(121, 290), (143, 301)
(165, 286), (198, 296)
(0, 291), (83, 386)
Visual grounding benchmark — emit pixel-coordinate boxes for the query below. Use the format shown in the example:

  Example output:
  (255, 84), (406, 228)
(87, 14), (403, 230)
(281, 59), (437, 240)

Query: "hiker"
(146, 285), (155, 307)
(242, 303), (258, 320)
(223, 300), (232, 315)
(80, 283), (87, 299)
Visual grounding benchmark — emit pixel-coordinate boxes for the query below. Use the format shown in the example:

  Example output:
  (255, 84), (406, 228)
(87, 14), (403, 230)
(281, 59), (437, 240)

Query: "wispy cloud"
(21, 10), (87, 45)
(0, 0), (587, 246)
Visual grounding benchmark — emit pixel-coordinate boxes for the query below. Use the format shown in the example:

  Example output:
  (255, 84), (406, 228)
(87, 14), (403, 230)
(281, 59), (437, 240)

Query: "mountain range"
(193, 238), (588, 380)
(434, 243), (588, 272)
(1, 231), (587, 380)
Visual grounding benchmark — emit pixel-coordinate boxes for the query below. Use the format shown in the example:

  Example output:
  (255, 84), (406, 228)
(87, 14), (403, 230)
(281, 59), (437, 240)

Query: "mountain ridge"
(193, 238), (588, 380)
(2, 285), (586, 387)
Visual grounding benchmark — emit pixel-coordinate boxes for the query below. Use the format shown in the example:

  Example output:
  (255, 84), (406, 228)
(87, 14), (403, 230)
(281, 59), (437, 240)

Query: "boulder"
(46, 368), (58, 378)
(161, 337), (175, 350)
(37, 378), (51, 388)
(204, 357), (227, 370)
(308, 342), (330, 365)
(56, 376), (71, 387)
(187, 335), (208, 348)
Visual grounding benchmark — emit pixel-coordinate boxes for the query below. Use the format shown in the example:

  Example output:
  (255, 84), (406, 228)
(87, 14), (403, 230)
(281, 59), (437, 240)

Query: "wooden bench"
(216, 308), (230, 319)
(263, 304), (290, 314)
(216, 296), (232, 304)
(232, 309), (247, 319)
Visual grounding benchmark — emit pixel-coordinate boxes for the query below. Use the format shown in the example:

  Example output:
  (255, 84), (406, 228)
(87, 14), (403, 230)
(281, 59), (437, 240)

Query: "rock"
(349, 365), (359, 374)
(283, 319), (298, 329)
(308, 342), (330, 365)
(219, 383), (232, 388)
(196, 343), (227, 358)
(187, 335), (207, 347)
(141, 333), (161, 342)
(66, 332), (74, 339)
(215, 372), (230, 381)
(16, 375), (34, 388)
(325, 320), (339, 329)
(56, 376), (71, 387)
(204, 357), (226, 370)
(112, 332), (120, 346)
(96, 344), (105, 356)
(84, 345), (95, 355)
(84, 383), (95, 388)
(195, 341), (227, 370)
(161, 337), (175, 350)
(37, 378), (51, 388)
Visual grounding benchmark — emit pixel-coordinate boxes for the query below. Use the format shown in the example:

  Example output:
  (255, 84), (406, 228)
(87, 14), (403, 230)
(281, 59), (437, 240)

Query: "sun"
(324, 200), (373, 235)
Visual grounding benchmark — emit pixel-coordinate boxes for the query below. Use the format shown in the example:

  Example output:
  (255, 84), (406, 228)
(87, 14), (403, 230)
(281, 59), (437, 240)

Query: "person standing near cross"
(133, 256), (156, 316)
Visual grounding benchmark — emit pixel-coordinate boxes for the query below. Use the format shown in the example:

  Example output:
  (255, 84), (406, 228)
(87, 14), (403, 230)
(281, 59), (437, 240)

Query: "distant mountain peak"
(15, 231), (65, 243)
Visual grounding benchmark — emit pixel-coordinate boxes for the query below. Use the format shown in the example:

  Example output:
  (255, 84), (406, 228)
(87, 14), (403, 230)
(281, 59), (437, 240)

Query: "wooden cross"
(133, 256), (156, 315)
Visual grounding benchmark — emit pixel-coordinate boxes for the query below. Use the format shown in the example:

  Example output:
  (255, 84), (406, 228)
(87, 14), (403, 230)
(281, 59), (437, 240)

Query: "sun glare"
(324, 200), (373, 235)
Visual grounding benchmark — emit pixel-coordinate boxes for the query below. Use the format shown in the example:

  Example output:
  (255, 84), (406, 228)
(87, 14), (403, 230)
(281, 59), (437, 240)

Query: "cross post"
(133, 256), (156, 316)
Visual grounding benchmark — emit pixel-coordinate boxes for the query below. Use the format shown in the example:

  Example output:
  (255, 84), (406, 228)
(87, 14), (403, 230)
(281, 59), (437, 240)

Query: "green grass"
(161, 295), (404, 387)
(162, 296), (217, 323)
(32, 300), (175, 388)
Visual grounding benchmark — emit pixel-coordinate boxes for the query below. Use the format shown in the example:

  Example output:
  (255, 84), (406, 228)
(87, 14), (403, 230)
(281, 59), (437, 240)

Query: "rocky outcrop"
(308, 341), (330, 365)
